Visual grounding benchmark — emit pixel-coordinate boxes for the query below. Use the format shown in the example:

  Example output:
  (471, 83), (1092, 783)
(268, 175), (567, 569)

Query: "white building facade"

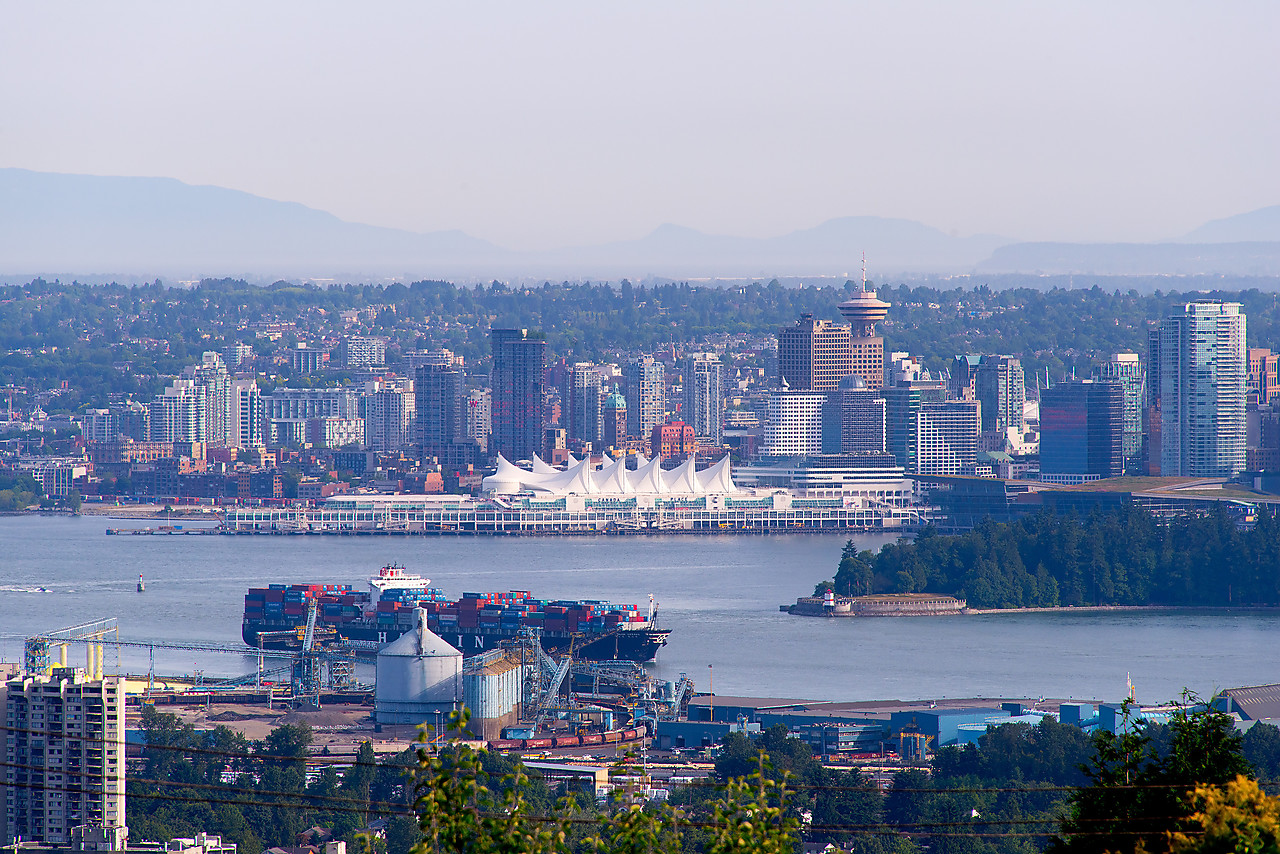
(1158, 301), (1247, 477)
(764, 391), (827, 457)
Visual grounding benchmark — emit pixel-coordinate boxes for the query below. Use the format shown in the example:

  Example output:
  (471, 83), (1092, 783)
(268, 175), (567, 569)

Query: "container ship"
(242, 564), (670, 662)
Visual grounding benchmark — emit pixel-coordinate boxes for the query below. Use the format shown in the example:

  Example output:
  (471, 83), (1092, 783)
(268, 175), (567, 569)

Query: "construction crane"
(1, 384), (27, 421)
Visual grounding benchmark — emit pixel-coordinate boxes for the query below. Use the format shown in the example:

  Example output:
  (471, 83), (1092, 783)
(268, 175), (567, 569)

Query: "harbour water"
(3, 514), (1276, 704)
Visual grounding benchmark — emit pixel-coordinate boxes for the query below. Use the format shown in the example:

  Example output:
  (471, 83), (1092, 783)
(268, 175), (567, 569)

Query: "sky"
(3, 2), (1278, 251)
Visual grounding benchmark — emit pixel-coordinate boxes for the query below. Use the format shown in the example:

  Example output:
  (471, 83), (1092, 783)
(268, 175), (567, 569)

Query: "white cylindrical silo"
(375, 608), (463, 725)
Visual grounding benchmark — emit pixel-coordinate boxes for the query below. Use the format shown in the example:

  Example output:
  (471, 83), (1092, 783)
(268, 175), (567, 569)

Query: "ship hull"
(242, 617), (668, 662)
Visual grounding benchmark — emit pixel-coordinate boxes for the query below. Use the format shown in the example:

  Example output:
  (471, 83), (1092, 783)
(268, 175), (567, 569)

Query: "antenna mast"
(861, 252), (868, 292)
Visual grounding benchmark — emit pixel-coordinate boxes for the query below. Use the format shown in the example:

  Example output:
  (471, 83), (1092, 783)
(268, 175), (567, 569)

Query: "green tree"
(1170, 775), (1280, 854)
(1052, 701), (1252, 854)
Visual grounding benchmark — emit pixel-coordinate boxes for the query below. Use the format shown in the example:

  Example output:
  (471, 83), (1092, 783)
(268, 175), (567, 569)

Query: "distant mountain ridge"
(1183, 206), (1280, 243)
(3, 167), (1280, 279)
(0, 168), (1007, 278)
(0, 168), (503, 277)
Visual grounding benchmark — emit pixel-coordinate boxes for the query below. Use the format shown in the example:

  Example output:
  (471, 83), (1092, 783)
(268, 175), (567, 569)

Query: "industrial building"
(373, 610), (462, 725)
(462, 650), (527, 741)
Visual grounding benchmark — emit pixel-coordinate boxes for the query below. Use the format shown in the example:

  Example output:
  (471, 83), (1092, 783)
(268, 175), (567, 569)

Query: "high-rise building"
(564, 363), (603, 447)
(363, 387), (416, 452)
(682, 353), (724, 445)
(603, 391), (627, 449)
(109, 399), (149, 441)
(226, 341), (255, 370)
(416, 364), (468, 458)
(764, 390), (827, 457)
(836, 375), (886, 455)
(230, 379), (263, 449)
(1248, 348), (1280, 406)
(883, 380), (948, 471)
(1093, 353), (1146, 473)
(4, 666), (126, 846)
(81, 409), (115, 444)
(342, 336), (386, 368)
(1157, 301), (1247, 477)
(624, 357), (665, 440)
(913, 400), (980, 475)
(490, 329), (546, 462)
(778, 315), (852, 391)
(650, 421), (697, 461)
(975, 355), (1026, 434)
(289, 344), (327, 374)
(1039, 380), (1125, 484)
(884, 352), (930, 387)
(187, 352), (233, 447)
(148, 378), (206, 443)
(263, 388), (360, 421)
(466, 389), (492, 453)
(837, 286), (891, 390)
(947, 355), (982, 401)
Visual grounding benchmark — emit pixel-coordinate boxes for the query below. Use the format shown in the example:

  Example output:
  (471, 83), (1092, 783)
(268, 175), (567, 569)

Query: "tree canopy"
(818, 506), (1280, 609)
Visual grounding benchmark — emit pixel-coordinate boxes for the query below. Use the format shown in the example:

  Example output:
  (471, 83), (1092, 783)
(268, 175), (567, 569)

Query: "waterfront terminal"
(221, 453), (928, 535)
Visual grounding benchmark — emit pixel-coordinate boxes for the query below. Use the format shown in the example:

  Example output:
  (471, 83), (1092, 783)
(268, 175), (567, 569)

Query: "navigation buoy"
(137, 574), (145, 593)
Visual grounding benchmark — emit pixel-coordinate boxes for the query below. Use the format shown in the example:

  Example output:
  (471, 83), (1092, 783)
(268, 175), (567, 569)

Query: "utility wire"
(0, 760), (1216, 838)
(5, 722), (1263, 795)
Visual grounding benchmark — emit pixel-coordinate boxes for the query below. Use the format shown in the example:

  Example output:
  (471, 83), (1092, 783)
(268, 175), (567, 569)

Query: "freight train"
(488, 727), (646, 751)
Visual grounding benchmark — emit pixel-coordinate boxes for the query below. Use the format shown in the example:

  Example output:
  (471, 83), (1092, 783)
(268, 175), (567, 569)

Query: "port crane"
(17, 615), (362, 705)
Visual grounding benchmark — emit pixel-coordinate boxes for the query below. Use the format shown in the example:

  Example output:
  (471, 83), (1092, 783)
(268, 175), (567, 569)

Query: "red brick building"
(650, 421), (696, 461)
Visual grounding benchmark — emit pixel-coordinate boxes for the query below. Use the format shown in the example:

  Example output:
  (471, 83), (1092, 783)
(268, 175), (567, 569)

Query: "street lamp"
(708, 664), (713, 721)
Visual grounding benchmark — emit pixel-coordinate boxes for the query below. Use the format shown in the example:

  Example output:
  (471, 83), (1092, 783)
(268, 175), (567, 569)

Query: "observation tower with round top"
(837, 288), (891, 338)
(835, 259), (892, 389)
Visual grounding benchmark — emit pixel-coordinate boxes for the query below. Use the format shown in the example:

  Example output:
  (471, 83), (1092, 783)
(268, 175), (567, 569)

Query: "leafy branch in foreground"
(407, 707), (802, 854)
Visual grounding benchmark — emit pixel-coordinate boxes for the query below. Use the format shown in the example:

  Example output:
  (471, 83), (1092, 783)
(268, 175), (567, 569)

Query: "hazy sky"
(3, 2), (1278, 250)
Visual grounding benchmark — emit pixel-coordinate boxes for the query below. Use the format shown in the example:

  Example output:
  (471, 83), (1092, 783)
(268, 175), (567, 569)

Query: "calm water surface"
(3, 515), (1274, 704)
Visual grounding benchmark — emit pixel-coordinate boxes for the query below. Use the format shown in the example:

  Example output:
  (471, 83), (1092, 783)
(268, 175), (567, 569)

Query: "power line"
(0, 775), (1208, 839)
(5, 722), (1263, 794)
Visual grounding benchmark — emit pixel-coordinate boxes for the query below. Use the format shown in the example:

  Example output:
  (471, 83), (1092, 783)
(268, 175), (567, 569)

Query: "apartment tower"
(1157, 302), (1247, 477)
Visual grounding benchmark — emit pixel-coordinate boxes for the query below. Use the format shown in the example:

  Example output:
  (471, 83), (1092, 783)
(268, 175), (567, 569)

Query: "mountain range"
(3, 168), (1280, 280)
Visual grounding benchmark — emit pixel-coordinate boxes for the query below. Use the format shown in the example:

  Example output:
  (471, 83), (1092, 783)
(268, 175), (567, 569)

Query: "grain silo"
(375, 608), (463, 724)
(462, 650), (527, 741)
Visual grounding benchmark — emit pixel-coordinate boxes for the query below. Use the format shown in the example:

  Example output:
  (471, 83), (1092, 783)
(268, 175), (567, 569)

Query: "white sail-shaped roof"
(538, 456), (595, 494)
(700, 455), (737, 492)
(484, 454), (739, 497)
(531, 455), (558, 475)
(481, 454), (532, 494)
(595, 456), (629, 493)
(631, 455), (666, 494)
(665, 457), (701, 494)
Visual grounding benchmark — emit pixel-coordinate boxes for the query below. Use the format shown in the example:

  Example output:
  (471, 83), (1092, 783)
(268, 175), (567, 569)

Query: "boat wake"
(0, 585), (53, 594)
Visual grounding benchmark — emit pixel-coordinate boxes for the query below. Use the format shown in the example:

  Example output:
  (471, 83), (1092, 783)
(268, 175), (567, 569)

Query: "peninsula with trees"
(801, 506), (1280, 612)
